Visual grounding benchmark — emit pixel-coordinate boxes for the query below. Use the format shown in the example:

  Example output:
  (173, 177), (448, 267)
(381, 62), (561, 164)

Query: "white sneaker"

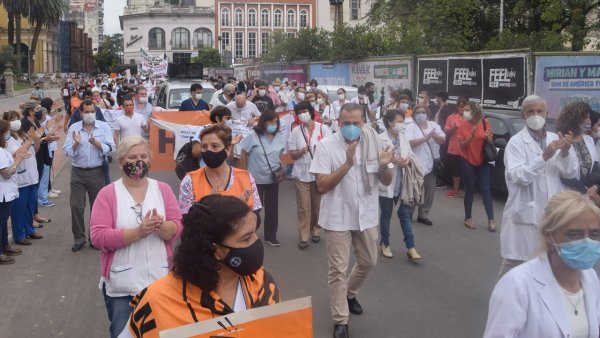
(48, 192), (59, 199)
(381, 244), (393, 258)
(50, 189), (62, 194)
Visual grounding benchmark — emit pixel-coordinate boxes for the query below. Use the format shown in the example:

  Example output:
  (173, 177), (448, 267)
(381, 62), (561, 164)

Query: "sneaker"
(39, 201), (55, 207)
(435, 183), (447, 189)
(48, 192), (59, 199)
(265, 239), (281, 247)
(0, 254), (15, 265)
(50, 189), (62, 195)
(380, 244), (393, 258)
(447, 190), (458, 197)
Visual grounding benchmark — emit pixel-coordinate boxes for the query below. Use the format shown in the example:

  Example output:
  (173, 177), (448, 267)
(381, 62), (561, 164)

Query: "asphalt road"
(0, 159), (507, 338)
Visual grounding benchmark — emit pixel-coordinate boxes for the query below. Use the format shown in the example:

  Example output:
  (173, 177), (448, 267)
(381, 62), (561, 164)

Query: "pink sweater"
(90, 180), (183, 279)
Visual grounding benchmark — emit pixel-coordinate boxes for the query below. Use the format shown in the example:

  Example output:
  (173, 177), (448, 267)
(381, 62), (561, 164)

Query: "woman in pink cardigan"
(90, 135), (182, 338)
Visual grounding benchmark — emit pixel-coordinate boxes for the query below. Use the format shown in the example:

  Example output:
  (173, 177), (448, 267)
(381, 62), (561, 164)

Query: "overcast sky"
(104, 0), (126, 35)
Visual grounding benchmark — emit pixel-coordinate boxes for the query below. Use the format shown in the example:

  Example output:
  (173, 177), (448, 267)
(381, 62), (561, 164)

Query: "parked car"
(155, 79), (215, 110)
(316, 85), (358, 103)
(484, 108), (556, 195)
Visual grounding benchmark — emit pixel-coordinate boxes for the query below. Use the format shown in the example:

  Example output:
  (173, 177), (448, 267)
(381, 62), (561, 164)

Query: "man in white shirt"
(209, 83), (236, 109)
(309, 103), (393, 338)
(114, 96), (147, 146)
(227, 94), (261, 159)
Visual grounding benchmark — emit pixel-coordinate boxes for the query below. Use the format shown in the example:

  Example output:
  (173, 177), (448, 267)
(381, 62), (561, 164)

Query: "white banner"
(150, 119), (209, 159)
(101, 109), (124, 131)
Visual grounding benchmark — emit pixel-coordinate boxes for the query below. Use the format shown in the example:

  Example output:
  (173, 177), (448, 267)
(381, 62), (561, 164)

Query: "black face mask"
(122, 160), (149, 180)
(219, 239), (264, 276)
(34, 110), (43, 120)
(202, 149), (227, 169)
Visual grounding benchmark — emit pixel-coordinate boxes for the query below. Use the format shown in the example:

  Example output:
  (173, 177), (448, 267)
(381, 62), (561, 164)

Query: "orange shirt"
(70, 97), (81, 115)
(445, 113), (466, 156)
(458, 119), (491, 166)
(188, 166), (254, 209)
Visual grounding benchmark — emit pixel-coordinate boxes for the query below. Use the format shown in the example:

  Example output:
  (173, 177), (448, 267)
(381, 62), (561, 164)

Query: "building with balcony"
(120, 0), (215, 67)
(67, 0), (105, 53)
(215, 0), (316, 64)
(316, 0), (372, 31)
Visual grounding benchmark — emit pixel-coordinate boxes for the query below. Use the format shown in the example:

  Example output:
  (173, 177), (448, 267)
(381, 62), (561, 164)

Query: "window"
(299, 10), (308, 28)
(261, 32), (269, 54)
(148, 27), (165, 49)
(287, 32), (296, 38)
(261, 9), (269, 27)
(274, 9), (282, 27)
(172, 27), (190, 49)
(221, 8), (230, 27)
(235, 8), (243, 26)
(235, 32), (243, 58)
(220, 32), (230, 52)
(173, 52), (191, 64)
(287, 9), (295, 27)
(248, 32), (256, 59)
(193, 28), (213, 49)
(351, 0), (359, 20)
(248, 9), (256, 27)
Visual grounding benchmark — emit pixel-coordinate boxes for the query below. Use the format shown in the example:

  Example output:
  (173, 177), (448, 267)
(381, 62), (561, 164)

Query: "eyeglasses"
(131, 204), (143, 224)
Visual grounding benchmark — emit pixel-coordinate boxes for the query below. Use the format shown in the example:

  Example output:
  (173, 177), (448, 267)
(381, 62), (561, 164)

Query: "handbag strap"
(256, 130), (275, 174)
(299, 125), (314, 159)
(417, 122), (436, 159)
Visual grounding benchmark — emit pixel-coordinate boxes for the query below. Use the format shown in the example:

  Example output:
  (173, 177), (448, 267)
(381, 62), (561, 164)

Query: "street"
(0, 157), (506, 338)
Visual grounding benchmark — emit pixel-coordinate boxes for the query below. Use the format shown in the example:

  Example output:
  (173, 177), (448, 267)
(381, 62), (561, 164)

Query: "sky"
(104, 0), (126, 35)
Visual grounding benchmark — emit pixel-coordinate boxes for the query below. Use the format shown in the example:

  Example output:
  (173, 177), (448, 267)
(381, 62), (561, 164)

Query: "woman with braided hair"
(124, 194), (280, 338)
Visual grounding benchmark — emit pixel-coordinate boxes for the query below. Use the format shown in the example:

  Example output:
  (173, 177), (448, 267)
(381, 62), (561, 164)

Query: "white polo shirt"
(289, 122), (331, 182)
(6, 136), (38, 188)
(309, 132), (381, 232)
(0, 147), (18, 202)
(115, 113), (147, 140)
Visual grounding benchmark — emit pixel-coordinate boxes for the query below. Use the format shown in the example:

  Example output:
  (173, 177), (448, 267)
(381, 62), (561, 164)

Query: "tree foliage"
(94, 34), (124, 74)
(191, 48), (223, 67)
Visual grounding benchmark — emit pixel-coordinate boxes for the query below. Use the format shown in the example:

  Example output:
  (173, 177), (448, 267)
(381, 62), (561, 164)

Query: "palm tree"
(0, 0), (27, 73)
(26, 0), (68, 73)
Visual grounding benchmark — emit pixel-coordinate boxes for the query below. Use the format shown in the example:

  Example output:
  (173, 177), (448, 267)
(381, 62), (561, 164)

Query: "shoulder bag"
(256, 131), (285, 184)
(417, 123), (444, 173)
(482, 118), (498, 162)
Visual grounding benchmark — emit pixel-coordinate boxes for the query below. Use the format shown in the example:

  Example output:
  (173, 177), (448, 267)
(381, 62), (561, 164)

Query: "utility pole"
(499, 0), (504, 33)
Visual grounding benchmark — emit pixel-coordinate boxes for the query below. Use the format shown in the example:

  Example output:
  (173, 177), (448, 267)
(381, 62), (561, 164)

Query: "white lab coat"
(378, 130), (421, 198)
(484, 254), (600, 338)
(500, 128), (578, 261)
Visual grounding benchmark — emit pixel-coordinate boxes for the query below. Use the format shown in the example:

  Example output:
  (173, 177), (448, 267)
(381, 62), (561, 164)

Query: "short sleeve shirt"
(405, 121), (445, 174)
(458, 119), (490, 166)
(0, 147), (18, 201)
(241, 131), (285, 185)
(115, 113), (146, 140)
(445, 113), (466, 156)
(289, 122), (332, 182)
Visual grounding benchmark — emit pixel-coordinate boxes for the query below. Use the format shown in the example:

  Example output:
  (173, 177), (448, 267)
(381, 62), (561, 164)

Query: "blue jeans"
(102, 283), (133, 338)
(38, 165), (51, 205)
(461, 159), (494, 220)
(379, 196), (415, 248)
(285, 163), (294, 177)
(0, 199), (14, 254)
(11, 185), (38, 241)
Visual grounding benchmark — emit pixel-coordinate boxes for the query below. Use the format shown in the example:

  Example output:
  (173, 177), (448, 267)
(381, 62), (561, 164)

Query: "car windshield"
(168, 87), (215, 109)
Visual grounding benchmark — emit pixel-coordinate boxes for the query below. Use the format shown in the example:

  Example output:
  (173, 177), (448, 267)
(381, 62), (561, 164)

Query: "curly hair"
(383, 109), (404, 129)
(465, 102), (483, 124)
(173, 195), (251, 292)
(254, 110), (280, 135)
(556, 101), (593, 136)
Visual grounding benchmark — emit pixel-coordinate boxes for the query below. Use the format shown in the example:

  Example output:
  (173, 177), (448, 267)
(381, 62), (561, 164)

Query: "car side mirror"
(494, 138), (508, 149)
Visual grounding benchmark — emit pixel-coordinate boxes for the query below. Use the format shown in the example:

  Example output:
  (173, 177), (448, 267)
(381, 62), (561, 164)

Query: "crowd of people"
(1, 73), (600, 338)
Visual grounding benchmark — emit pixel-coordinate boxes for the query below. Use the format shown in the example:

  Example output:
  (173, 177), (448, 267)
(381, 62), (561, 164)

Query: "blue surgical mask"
(341, 125), (361, 142)
(553, 237), (600, 270)
(415, 113), (427, 124)
(266, 124), (278, 134)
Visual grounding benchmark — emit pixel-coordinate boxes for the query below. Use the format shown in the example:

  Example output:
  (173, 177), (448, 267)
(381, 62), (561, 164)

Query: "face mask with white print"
(463, 111), (473, 121)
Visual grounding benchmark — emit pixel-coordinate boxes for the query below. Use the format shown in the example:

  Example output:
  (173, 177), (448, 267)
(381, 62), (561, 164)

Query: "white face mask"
(298, 112), (311, 123)
(9, 120), (22, 132)
(225, 119), (233, 126)
(297, 92), (305, 101)
(83, 113), (96, 124)
(525, 115), (545, 131)
(137, 97), (147, 104)
(338, 94), (345, 100)
(258, 89), (266, 96)
(415, 113), (427, 124)
(317, 98), (324, 105)
(195, 93), (203, 100)
(394, 122), (405, 135)
(274, 86), (280, 92)
(463, 111), (473, 121)
(399, 103), (409, 111)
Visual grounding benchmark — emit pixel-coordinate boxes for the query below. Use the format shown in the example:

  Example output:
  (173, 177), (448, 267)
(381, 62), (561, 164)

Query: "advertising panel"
(534, 55), (600, 117)
(447, 58), (483, 103)
(260, 62), (308, 84)
(417, 59), (448, 96)
(482, 57), (527, 108)
(350, 58), (413, 104)
(309, 63), (351, 86)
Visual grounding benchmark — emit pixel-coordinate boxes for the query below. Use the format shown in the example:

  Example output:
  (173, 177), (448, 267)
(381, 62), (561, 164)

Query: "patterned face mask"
(123, 160), (149, 180)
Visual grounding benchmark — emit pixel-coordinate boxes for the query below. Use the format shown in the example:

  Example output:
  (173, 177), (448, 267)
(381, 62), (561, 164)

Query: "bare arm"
(113, 130), (120, 147)
(239, 150), (248, 170)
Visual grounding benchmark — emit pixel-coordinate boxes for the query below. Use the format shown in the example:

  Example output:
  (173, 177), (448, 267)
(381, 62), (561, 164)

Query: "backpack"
(175, 140), (200, 180)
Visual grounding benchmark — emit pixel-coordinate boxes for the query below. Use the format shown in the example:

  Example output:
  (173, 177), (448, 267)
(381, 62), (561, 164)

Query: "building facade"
(57, 21), (94, 73)
(316, 0), (372, 31)
(121, 0), (215, 66)
(215, 0), (316, 64)
(67, 0), (105, 52)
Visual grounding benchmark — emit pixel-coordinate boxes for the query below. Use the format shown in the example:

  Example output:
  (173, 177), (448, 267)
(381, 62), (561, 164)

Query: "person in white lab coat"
(484, 191), (600, 338)
(499, 95), (578, 276)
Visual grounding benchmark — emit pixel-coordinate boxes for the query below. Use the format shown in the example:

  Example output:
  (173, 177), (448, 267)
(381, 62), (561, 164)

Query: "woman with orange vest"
(178, 123), (262, 215)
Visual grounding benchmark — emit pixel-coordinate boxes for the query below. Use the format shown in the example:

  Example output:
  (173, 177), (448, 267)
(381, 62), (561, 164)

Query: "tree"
(191, 48), (223, 67)
(94, 34), (124, 73)
(0, 45), (18, 71)
(0, 0), (27, 73)
(26, 0), (68, 73)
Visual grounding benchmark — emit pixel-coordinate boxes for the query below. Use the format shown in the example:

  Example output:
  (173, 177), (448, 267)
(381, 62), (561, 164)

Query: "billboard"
(260, 62), (309, 84)
(418, 59), (448, 97)
(482, 57), (526, 108)
(350, 58), (413, 104)
(448, 58), (483, 103)
(534, 55), (600, 117)
(309, 63), (351, 86)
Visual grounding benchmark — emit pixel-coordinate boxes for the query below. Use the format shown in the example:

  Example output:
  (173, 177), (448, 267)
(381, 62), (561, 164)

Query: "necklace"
(560, 287), (583, 316)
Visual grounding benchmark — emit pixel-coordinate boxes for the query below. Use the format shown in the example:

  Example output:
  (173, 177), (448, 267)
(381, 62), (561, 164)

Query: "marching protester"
(4, 109), (43, 245)
(310, 103), (394, 338)
(0, 119), (28, 263)
(499, 95), (577, 276)
(485, 191), (600, 338)
(178, 123), (261, 215)
(179, 83), (209, 111)
(90, 136), (182, 338)
(39, 98), (62, 203)
(134, 86), (153, 123)
(251, 80), (276, 113)
(405, 104), (446, 226)
(443, 97), (467, 197)
(124, 195), (280, 337)
(316, 90), (333, 126)
(378, 109), (423, 259)
(227, 94), (261, 161)
(113, 96), (147, 147)
(93, 90), (113, 110)
(331, 88), (350, 128)
(64, 99), (115, 252)
(288, 101), (332, 250)
(351, 86), (375, 124)
(287, 86), (307, 109)
(457, 102), (496, 231)
(240, 111), (285, 247)
(209, 83), (236, 109)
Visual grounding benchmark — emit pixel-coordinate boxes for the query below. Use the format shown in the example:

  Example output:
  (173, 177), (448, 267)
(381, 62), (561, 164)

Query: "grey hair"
(521, 95), (547, 112)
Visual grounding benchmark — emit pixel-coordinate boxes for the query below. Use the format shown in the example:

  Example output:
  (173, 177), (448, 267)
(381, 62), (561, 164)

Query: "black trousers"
(256, 183), (279, 242)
